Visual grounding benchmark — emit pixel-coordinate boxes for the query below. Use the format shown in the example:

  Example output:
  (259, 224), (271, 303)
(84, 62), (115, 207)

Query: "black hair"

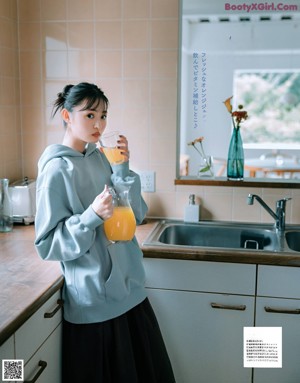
(52, 82), (109, 119)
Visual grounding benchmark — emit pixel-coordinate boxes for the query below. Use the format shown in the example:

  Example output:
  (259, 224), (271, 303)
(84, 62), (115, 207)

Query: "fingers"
(100, 184), (110, 198)
(118, 135), (130, 161)
(92, 184), (114, 220)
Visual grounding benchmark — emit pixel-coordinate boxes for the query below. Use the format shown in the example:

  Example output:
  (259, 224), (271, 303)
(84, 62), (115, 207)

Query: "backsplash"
(1, 0), (300, 224)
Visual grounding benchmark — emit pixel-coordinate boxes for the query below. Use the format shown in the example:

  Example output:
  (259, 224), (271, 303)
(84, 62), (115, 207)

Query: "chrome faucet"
(247, 194), (292, 232)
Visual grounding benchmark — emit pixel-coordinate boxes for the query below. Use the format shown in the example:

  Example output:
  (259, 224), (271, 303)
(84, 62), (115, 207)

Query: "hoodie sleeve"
(35, 167), (103, 262)
(111, 161), (148, 225)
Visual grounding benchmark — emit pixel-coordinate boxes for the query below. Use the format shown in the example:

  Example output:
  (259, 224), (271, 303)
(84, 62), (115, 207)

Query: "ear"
(61, 108), (70, 124)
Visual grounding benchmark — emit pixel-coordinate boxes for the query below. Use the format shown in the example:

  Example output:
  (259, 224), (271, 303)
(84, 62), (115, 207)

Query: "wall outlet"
(139, 171), (155, 192)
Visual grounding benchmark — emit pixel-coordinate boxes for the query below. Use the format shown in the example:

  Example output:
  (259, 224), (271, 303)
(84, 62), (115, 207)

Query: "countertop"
(2, 219), (300, 346)
(0, 222), (157, 347)
(0, 225), (63, 346)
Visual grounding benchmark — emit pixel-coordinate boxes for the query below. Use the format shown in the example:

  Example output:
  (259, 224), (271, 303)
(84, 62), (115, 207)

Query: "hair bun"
(62, 84), (74, 98)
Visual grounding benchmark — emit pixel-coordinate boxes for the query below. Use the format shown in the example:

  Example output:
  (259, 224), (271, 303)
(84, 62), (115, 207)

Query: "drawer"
(143, 259), (256, 295)
(15, 290), (62, 364)
(257, 265), (300, 299)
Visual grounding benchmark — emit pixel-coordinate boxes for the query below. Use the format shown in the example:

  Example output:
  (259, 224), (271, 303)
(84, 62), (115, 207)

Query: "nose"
(94, 119), (102, 130)
(94, 118), (100, 129)
(94, 118), (106, 134)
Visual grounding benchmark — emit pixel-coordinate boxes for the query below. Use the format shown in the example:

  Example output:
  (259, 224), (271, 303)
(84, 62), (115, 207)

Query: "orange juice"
(102, 147), (124, 165)
(104, 206), (136, 241)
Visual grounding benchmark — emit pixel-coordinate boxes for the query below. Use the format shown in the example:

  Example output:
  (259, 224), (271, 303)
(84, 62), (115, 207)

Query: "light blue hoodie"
(35, 143), (148, 324)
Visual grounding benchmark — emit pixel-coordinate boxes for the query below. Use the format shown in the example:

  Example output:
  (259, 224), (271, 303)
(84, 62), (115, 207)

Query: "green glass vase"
(227, 127), (244, 180)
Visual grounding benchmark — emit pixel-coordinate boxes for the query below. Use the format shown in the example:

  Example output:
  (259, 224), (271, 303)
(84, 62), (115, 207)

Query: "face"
(62, 100), (108, 152)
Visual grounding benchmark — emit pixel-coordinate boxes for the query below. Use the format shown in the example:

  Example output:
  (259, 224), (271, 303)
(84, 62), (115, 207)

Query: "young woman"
(35, 82), (175, 383)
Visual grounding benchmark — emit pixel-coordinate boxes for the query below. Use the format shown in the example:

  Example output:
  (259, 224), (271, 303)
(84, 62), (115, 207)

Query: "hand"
(92, 185), (113, 220)
(117, 135), (130, 162)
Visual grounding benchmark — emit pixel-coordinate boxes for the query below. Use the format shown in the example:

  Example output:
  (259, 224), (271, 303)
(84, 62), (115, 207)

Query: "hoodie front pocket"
(104, 241), (146, 302)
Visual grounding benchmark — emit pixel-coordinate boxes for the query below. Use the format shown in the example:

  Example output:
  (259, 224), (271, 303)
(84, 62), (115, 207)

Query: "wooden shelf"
(175, 177), (300, 189)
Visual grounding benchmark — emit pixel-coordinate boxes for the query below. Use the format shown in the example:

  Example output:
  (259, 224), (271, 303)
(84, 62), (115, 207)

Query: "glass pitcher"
(0, 178), (13, 232)
(104, 186), (136, 241)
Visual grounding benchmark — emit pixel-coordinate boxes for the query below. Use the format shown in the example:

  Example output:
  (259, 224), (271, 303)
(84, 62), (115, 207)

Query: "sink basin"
(143, 220), (282, 251)
(285, 231), (300, 252)
(158, 224), (277, 250)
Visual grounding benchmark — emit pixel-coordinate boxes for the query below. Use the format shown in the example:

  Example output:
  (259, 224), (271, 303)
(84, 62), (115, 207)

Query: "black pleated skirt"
(62, 298), (176, 383)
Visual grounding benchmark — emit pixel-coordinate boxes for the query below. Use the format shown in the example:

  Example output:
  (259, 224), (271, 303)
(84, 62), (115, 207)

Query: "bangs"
(79, 97), (108, 112)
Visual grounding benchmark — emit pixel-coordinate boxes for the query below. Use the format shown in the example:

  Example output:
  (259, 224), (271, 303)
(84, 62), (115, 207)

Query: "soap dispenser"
(184, 194), (200, 222)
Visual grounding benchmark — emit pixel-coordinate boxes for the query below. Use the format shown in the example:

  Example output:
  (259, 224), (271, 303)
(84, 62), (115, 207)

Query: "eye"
(101, 114), (107, 120)
(87, 113), (95, 119)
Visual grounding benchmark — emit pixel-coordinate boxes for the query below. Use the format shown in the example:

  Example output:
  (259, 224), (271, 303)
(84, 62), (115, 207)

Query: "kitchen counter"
(0, 225), (63, 346)
(2, 219), (300, 346)
(142, 241), (300, 266)
(0, 222), (157, 347)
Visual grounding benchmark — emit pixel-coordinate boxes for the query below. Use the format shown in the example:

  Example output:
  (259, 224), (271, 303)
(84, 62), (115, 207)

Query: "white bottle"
(184, 194), (200, 222)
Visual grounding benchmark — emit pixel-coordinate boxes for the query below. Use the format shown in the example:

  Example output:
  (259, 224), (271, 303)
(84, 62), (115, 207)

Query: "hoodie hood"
(38, 143), (98, 172)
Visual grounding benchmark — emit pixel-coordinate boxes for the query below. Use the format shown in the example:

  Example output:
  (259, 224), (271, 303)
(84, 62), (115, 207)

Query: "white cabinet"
(0, 290), (62, 383)
(23, 323), (62, 383)
(255, 265), (300, 383)
(15, 290), (62, 364)
(144, 258), (256, 383)
(18, 290), (63, 383)
(0, 336), (15, 381)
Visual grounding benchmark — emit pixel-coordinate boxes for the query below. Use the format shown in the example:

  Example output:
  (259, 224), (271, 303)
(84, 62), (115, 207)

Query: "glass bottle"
(104, 186), (136, 241)
(227, 126), (244, 180)
(0, 178), (13, 232)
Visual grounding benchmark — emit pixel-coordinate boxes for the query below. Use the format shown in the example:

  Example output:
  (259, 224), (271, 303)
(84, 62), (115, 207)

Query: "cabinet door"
(255, 297), (300, 383)
(147, 288), (254, 383)
(24, 323), (62, 383)
(0, 336), (15, 382)
(15, 290), (62, 364)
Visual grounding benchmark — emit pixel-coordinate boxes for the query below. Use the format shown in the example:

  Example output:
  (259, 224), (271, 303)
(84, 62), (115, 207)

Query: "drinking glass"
(99, 131), (124, 165)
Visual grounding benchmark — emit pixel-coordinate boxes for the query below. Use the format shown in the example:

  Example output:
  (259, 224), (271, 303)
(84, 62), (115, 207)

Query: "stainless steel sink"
(143, 220), (300, 252)
(285, 231), (300, 252)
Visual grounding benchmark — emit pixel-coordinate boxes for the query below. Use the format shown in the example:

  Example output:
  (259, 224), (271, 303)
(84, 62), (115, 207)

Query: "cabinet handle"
(264, 306), (300, 315)
(44, 299), (64, 318)
(211, 302), (246, 311)
(24, 360), (47, 383)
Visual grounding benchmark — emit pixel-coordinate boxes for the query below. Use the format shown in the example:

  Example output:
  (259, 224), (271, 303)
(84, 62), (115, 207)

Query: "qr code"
(2, 359), (24, 381)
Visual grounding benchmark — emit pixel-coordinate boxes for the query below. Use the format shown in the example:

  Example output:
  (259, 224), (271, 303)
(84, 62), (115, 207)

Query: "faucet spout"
(247, 194), (277, 220)
(247, 194), (291, 232)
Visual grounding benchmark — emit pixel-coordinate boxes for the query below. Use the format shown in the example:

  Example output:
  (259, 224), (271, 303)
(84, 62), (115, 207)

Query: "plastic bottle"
(184, 194), (200, 223)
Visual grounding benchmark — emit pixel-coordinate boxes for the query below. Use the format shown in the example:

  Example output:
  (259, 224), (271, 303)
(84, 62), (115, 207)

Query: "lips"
(92, 132), (100, 138)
